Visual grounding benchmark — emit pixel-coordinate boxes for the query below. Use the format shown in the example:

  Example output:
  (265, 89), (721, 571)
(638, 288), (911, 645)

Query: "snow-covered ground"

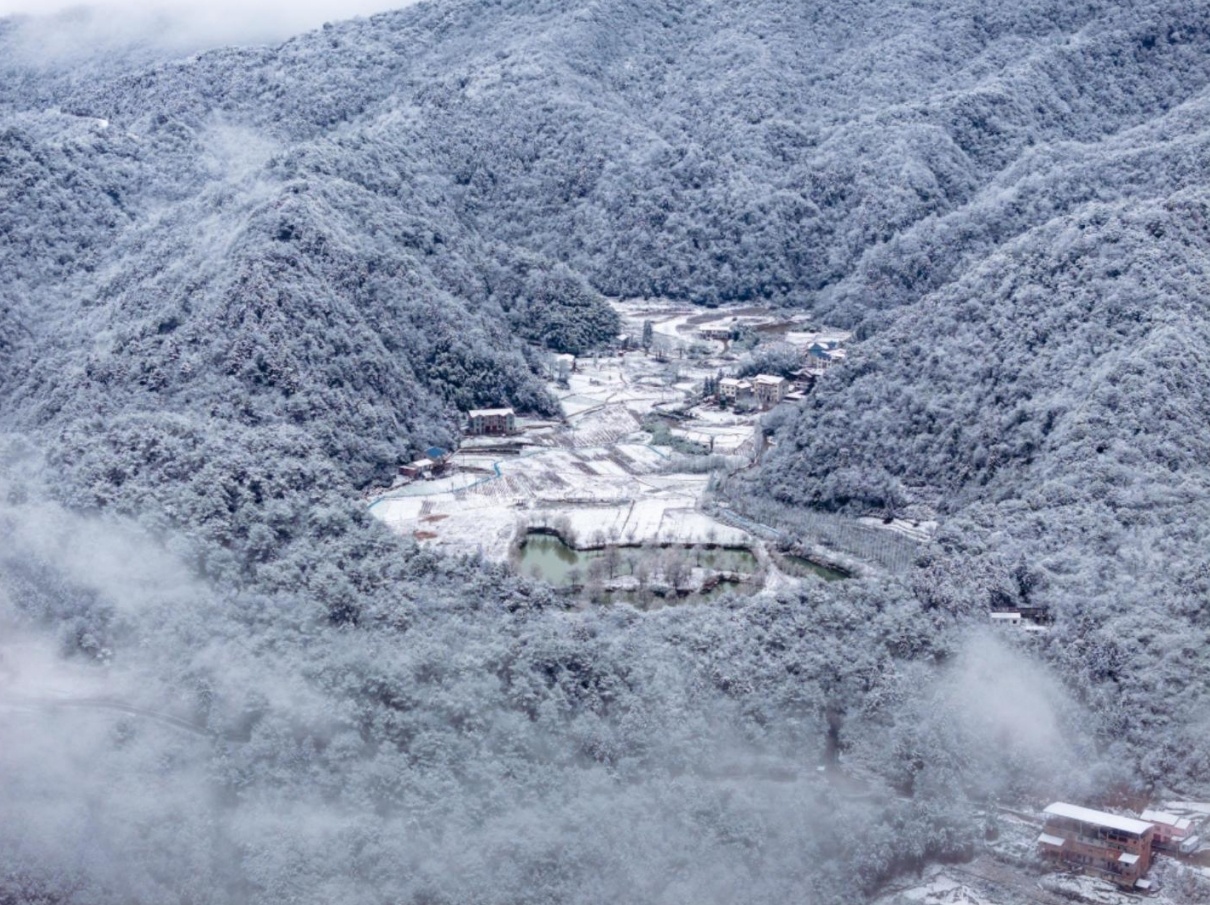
(857, 516), (939, 543)
(370, 302), (768, 563)
(369, 300), (860, 588)
(875, 867), (997, 905)
(873, 801), (1210, 905)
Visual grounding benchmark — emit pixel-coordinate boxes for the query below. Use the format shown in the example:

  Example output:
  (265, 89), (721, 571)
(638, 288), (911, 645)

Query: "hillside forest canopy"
(2, 1), (1210, 903)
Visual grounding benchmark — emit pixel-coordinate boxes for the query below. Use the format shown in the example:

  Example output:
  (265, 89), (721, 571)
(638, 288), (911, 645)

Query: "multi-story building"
(753, 374), (789, 409)
(718, 378), (752, 403)
(467, 408), (516, 436)
(1038, 802), (1154, 890)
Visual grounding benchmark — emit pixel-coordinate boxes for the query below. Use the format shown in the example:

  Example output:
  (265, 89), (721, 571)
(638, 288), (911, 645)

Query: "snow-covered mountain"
(3, 1), (1209, 903)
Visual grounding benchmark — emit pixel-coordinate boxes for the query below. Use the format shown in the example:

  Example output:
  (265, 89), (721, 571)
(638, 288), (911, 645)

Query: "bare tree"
(604, 544), (621, 579)
(554, 515), (576, 547)
(585, 559), (606, 601)
(663, 551), (687, 591)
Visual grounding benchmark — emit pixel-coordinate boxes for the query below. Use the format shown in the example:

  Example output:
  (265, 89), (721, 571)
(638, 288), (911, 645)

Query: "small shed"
(1141, 810), (1196, 850)
(400, 458), (436, 479)
(698, 325), (733, 341)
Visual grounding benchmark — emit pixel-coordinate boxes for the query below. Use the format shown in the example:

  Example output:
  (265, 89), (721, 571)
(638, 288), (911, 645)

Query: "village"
(369, 299), (859, 604)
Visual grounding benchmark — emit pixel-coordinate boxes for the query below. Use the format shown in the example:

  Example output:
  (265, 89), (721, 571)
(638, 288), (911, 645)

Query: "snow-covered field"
(369, 299), (869, 590)
(370, 301), (770, 563)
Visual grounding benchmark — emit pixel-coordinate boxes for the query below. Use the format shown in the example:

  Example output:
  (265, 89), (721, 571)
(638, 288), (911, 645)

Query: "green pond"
(513, 533), (758, 597)
(781, 554), (850, 582)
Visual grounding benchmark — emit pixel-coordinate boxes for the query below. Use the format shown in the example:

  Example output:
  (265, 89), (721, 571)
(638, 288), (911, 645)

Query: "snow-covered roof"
(1118, 852), (1139, 865)
(409, 459), (434, 469)
(719, 378), (750, 388)
(754, 374), (787, 385)
(1140, 809), (1193, 830)
(469, 408), (515, 417)
(990, 612), (1021, 620)
(1135, 879), (1153, 890)
(1043, 803), (1153, 836)
(1037, 833), (1066, 847)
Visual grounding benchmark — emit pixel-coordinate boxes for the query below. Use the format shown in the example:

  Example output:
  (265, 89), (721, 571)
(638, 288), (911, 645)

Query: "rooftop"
(469, 408), (515, 417)
(1043, 802), (1154, 836)
(754, 374), (787, 385)
(1140, 809), (1193, 830)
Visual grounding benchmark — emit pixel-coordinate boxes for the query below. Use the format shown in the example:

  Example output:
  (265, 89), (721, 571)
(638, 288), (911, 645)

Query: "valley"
(368, 299), (864, 601)
(5, 0), (1210, 902)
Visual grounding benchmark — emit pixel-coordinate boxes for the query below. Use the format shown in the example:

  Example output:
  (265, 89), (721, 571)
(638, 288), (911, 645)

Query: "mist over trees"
(3, 466), (1052, 905)
(2, 0), (1210, 902)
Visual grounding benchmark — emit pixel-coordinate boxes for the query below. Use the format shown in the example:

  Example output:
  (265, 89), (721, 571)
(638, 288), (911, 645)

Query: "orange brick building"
(1038, 802), (1154, 890)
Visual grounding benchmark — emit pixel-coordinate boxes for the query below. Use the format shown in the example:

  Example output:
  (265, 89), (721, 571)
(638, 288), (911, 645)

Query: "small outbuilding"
(1141, 810), (1197, 851)
(400, 458), (436, 479)
(698, 325), (733, 341)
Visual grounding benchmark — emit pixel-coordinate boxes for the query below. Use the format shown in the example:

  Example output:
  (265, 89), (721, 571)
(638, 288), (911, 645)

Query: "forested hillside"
(2, 1), (1209, 903)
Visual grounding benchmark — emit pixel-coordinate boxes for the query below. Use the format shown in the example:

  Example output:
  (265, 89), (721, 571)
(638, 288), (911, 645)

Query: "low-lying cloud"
(0, 0), (415, 58)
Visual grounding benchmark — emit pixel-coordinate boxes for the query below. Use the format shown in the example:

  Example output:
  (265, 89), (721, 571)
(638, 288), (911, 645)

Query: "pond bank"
(513, 530), (760, 603)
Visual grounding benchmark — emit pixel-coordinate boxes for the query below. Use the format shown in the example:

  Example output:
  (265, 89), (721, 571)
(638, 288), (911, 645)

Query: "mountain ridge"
(3, 2), (1210, 903)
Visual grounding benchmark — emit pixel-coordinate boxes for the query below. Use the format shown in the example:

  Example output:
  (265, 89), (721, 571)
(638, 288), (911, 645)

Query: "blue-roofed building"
(808, 341), (835, 358)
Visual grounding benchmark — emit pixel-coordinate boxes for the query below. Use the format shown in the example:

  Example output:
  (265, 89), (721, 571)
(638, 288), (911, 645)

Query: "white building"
(718, 378), (752, 402)
(467, 408), (516, 435)
(753, 374), (789, 408)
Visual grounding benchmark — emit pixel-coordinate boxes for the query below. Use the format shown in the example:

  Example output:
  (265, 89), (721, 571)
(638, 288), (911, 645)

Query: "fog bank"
(0, 0), (415, 59)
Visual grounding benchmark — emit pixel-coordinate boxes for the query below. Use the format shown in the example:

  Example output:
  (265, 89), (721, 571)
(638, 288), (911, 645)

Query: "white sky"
(0, 1), (414, 51)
